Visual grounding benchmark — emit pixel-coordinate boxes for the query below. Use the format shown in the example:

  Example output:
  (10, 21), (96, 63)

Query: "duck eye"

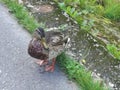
(36, 29), (42, 35)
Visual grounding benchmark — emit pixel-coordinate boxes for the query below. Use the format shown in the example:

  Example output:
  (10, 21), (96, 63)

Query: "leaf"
(58, 2), (66, 10)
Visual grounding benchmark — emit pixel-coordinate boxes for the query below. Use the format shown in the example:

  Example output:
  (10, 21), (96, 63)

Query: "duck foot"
(45, 65), (55, 72)
(45, 58), (56, 72)
(36, 60), (48, 66)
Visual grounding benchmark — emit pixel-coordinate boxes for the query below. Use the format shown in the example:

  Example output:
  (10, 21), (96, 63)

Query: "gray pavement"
(0, 3), (78, 90)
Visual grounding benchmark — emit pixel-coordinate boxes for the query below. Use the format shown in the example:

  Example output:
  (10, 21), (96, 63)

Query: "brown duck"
(28, 27), (69, 72)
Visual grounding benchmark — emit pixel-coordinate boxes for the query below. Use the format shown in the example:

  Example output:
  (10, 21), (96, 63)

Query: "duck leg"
(45, 58), (56, 72)
(36, 60), (48, 66)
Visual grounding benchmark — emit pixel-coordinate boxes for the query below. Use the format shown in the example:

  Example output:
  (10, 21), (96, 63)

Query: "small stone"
(93, 39), (97, 42)
(26, 4), (34, 8)
(50, 2), (55, 5)
(99, 52), (103, 55)
(66, 18), (70, 22)
(63, 12), (69, 17)
(67, 44), (71, 47)
(78, 50), (81, 53)
(53, 27), (58, 30)
(109, 82), (114, 87)
(97, 73), (101, 76)
(87, 33), (89, 37)
(94, 44), (99, 47)
(79, 53), (82, 56)
(55, 18), (59, 20)
(71, 48), (76, 50)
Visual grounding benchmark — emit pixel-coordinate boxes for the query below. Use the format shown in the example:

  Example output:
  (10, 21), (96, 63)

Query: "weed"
(107, 44), (120, 60)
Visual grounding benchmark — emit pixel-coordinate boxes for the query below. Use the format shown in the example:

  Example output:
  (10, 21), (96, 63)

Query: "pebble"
(79, 53), (82, 56)
(109, 82), (114, 87)
(55, 18), (59, 20)
(71, 48), (76, 50)
(94, 69), (97, 72)
(97, 73), (101, 76)
(94, 44), (99, 47)
(50, 2), (55, 5)
(0, 70), (2, 73)
(93, 39), (97, 42)
(99, 52), (103, 55)
(78, 50), (81, 53)
(26, 4), (34, 8)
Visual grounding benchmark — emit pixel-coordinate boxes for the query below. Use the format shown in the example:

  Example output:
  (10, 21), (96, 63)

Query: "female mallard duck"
(28, 27), (69, 72)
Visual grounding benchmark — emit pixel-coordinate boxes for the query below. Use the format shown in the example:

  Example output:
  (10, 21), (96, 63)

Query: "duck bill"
(42, 38), (48, 49)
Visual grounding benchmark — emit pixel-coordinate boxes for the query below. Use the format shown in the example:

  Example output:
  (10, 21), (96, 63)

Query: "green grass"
(1, 0), (39, 33)
(57, 53), (108, 90)
(104, 0), (120, 21)
(107, 44), (120, 60)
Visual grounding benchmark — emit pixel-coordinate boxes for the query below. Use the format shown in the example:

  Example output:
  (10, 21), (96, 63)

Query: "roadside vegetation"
(1, 0), (39, 33)
(57, 53), (108, 90)
(54, 0), (120, 60)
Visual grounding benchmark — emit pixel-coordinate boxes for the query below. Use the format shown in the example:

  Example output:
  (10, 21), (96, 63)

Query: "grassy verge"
(1, 0), (109, 90)
(57, 53), (108, 90)
(54, 0), (120, 60)
(1, 0), (39, 33)
(104, 0), (120, 21)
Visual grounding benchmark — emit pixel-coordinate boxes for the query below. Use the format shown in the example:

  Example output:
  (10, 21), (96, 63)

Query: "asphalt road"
(0, 3), (78, 90)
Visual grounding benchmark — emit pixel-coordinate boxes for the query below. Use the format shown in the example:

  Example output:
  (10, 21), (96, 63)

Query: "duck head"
(36, 27), (48, 49)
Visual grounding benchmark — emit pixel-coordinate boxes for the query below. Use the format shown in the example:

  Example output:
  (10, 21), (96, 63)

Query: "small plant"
(107, 44), (120, 60)
(58, 2), (83, 25)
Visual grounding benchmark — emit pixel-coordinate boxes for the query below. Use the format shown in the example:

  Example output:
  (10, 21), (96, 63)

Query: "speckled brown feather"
(28, 28), (68, 61)
(45, 30), (68, 60)
(28, 38), (49, 60)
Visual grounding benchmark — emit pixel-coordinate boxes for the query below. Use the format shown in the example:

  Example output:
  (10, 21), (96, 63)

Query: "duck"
(28, 27), (69, 72)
